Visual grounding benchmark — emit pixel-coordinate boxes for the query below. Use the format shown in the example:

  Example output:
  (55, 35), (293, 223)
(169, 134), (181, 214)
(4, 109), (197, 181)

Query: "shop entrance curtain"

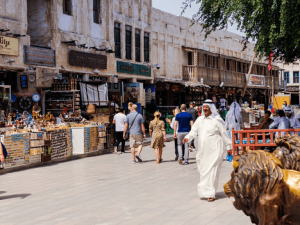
(79, 82), (108, 106)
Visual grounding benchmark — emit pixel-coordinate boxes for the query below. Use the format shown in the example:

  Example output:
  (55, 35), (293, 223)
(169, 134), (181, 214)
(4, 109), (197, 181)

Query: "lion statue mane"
(273, 134), (300, 171)
(224, 149), (300, 225)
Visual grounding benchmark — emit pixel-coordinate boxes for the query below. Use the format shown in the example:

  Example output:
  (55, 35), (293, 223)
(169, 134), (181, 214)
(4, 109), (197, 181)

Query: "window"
(93, 0), (101, 24)
(63, 0), (72, 15)
(135, 30), (141, 62)
(293, 71), (299, 83)
(204, 54), (208, 67)
(188, 52), (193, 65)
(237, 62), (241, 72)
(125, 26), (132, 60)
(144, 32), (150, 62)
(114, 22), (121, 58)
(226, 59), (231, 71)
(284, 72), (290, 84)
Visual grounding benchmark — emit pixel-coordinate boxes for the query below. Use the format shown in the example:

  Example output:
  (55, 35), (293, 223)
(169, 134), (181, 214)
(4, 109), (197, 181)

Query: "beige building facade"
(0, 0), (278, 109)
(277, 61), (300, 104)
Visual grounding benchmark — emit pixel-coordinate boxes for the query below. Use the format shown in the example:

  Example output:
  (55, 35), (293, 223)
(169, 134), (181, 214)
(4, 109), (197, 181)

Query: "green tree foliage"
(182, 0), (300, 62)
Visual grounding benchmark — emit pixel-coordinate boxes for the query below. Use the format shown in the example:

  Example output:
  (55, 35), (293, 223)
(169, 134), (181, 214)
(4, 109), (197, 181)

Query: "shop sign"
(69, 50), (107, 69)
(117, 61), (151, 76)
(0, 35), (18, 56)
(24, 45), (56, 67)
(246, 74), (265, 87)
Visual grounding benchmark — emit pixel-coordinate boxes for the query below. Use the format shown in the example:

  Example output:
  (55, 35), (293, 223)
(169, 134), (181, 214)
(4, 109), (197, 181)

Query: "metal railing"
(232, 128), (300, 157)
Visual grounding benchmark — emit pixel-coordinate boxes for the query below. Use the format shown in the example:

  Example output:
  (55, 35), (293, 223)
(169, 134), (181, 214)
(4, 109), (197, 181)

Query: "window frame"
(293, 71), (299, 83)
(135, 29), (141, 62)
(114, 22), (121, 59)
(63, 0), (72, 15)
(284, 72), (290, 84)
(144, 32), (150, 62)
(93, 0), (101, 24)
(125, 25), (132, 60)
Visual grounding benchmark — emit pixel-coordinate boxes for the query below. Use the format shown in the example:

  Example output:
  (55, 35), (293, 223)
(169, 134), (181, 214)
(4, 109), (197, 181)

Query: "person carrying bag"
(123, 104), (146, 163)
(125, 113), (138, 140)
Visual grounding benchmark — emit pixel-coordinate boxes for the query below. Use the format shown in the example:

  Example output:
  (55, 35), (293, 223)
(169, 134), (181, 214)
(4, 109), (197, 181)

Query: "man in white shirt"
(113, 107), (126, 154)
(220, 97), (227, 111)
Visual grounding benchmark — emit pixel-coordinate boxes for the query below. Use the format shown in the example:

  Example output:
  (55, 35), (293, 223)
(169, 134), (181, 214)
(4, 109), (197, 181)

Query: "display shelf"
(43, 90), (80, 114)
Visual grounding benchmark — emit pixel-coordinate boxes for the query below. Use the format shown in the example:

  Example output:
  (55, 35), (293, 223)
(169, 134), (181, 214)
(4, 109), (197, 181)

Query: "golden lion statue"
(224, 150), (300, 225)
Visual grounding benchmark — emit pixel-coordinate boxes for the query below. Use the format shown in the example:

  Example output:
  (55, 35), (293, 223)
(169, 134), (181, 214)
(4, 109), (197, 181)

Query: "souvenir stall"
(0, 78), (112, 169)
(240, 101), (265, 126)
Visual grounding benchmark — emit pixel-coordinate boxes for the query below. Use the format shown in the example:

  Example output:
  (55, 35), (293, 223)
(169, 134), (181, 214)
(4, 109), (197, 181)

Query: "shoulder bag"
(126, 113), (139, 140)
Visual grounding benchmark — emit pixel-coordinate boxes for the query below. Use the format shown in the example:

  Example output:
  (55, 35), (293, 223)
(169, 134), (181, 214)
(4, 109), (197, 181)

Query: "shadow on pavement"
(0, 193), (31, 200)
(140, 160), (156, 163)
(215, 191), (228, 200)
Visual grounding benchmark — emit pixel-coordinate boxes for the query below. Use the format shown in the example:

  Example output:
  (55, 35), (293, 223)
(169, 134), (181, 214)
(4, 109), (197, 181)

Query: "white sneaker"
(114, 146), (117, 154)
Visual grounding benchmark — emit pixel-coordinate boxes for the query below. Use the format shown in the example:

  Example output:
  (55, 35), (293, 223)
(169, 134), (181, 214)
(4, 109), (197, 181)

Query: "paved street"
(0, 141), (252, 225)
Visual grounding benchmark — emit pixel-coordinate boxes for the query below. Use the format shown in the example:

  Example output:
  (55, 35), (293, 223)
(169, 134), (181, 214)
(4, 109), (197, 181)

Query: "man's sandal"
(208, 198), (215, 202)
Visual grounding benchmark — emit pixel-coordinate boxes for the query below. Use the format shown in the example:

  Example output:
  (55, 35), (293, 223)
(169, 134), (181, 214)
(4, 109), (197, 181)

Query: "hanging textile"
(80, 83), (108, 106)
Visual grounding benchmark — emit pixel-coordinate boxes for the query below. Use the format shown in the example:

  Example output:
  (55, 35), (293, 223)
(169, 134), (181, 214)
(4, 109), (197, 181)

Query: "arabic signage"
(0, 35), (18, 56)
(69, 50), (107, 69)
(24, 45), (56, 67)
(117, 61), (151, 76)
(246, 74), (265, 87)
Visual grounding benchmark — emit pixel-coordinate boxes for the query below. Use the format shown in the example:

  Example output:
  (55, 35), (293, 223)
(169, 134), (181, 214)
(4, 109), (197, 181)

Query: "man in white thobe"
(225, 102), (243, 140)
(183, 99), (232, 202)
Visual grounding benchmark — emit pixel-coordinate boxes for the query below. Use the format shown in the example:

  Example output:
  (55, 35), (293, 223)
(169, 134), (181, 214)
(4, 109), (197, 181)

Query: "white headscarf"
(201, 99), (225, 125)
(225, 102), (243, 132)
(284, 107), (294, 118)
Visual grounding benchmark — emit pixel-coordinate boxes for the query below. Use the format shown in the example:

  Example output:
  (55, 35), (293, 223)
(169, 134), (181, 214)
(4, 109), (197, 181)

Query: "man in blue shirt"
(284, 107), (300, 135)
(269, 110), (290, 138)
(174, 104), (194, 165)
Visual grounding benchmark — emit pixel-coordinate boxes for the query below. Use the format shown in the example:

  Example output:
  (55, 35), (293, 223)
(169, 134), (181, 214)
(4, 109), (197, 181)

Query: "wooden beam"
(242, 54), (256, 97)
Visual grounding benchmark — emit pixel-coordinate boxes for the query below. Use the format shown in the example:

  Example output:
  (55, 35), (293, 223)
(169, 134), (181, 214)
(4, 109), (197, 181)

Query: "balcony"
(182, 65), (280, 89)
(182, 65), (196, 81)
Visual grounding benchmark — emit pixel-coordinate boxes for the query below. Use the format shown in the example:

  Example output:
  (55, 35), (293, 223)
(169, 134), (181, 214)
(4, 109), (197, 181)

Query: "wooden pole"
(242, 54), (256, 97)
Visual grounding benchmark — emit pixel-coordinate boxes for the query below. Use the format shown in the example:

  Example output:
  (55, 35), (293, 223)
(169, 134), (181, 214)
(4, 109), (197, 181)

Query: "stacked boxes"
(29, 132), (45, 164)
(84, 127), (98, 153)
(3, 133), (30, 168)
(97, 125), (106, 150)
(46, 128), (72, 159)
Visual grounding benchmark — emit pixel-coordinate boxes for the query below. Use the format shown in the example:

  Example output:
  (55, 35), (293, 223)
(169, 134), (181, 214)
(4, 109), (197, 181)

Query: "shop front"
(0, 47), (116, 169)
(154, 76), (209, 117)
(115, 61), (152, 114)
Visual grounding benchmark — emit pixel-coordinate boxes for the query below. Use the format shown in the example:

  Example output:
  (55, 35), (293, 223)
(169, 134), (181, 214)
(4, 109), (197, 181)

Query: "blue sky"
(152, 0), (245, 36)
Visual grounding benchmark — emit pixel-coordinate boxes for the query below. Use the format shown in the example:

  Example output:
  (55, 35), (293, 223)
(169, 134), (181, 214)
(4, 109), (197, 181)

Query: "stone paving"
(0, 141), (253, 225)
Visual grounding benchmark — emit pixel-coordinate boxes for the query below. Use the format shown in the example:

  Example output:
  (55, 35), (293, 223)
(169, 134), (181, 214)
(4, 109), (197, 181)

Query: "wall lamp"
(78, 44), (88, 49)
(13, 34), (26, 37)
(61, 40), (76, 46)
(106, 49), (115, 53)
(152, 64), (161, 69)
